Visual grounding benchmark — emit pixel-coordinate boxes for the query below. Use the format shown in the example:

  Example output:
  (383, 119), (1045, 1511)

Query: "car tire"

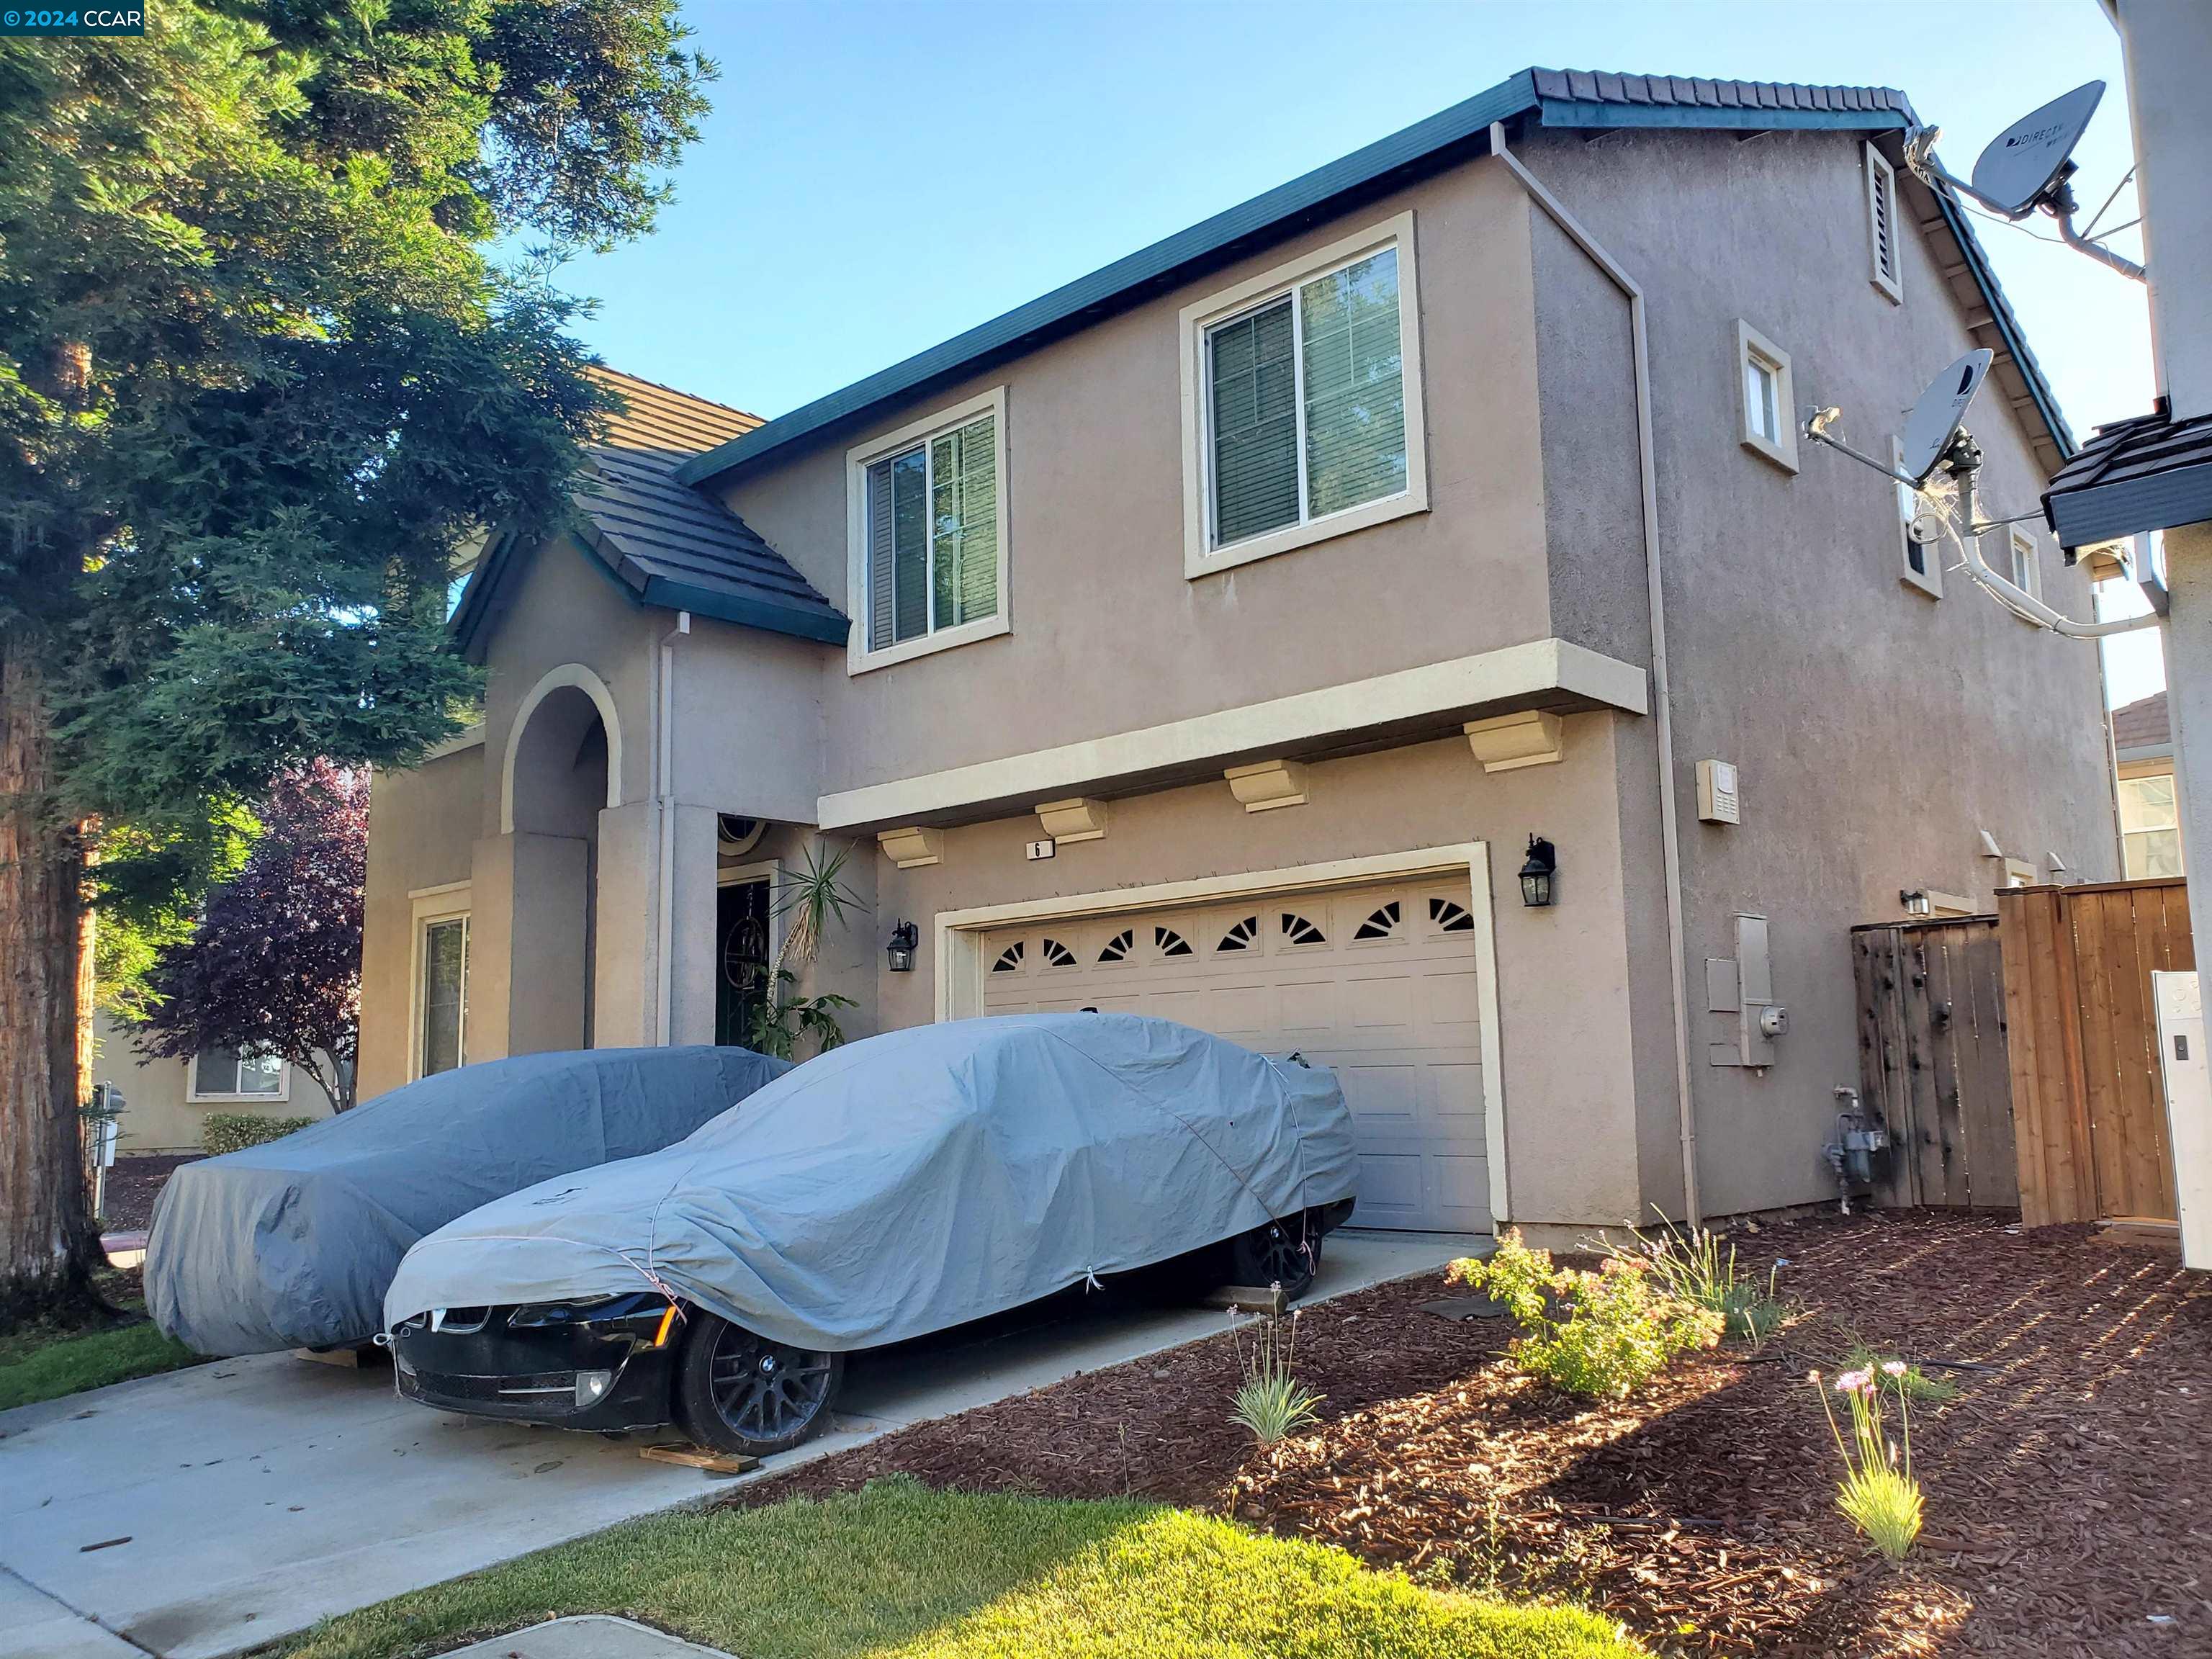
(671, 1310), (844, 1457)
(1228, 1216), (1320, 1301)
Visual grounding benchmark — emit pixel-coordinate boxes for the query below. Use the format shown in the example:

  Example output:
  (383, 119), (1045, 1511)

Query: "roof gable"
(451, 369), (848, 660)
(678, 66), (2070, 487)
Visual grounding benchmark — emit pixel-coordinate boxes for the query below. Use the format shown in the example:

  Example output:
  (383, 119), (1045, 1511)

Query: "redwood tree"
(0, 5), (714, 1316)
(134, 762), (369, 1114)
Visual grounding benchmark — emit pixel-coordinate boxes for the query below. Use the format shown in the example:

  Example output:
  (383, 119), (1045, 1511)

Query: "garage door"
(979, 877), (1491, 1233)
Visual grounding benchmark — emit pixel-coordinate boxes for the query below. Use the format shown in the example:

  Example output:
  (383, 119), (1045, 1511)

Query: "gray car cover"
(148, 1046), (791, 1356)
(384, 1013), (1357, 1352)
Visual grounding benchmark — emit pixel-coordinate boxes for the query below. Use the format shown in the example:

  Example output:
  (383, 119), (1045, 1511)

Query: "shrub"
(1229, 1312), (1325, 1444)
(202, 1113), (315, 1156)
(1448, 1229), (1722, 1401)
(1815, 1364), (1924, 1560)
(1614, 1217), (1784, 1344)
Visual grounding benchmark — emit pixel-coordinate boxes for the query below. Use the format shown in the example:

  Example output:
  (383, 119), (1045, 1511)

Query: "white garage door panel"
(979, 878), (1492, 1233)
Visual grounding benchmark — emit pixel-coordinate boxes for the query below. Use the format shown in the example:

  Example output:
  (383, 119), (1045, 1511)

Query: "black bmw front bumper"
(390, 1292), (683, 1433)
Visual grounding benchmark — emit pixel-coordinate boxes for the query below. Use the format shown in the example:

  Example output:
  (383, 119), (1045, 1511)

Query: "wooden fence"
(1996, 878), (2190, 1228)
(1851, 917), (2018, 1210)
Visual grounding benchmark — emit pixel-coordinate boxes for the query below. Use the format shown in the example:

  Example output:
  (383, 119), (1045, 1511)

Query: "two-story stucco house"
(357, 68), (2118, 1244)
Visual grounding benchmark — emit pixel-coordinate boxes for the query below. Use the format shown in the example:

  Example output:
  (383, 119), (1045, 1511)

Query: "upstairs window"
(1895, 436), (1941, 598)
(1865, 142), (1903, 302)
(848, 390), (1010, 673)
(1181, 212), (1428, 575)
(1736, 321), (1798, 473)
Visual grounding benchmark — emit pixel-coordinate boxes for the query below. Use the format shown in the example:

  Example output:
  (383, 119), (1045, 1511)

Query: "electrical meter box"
(1696, 758), (1741, 824)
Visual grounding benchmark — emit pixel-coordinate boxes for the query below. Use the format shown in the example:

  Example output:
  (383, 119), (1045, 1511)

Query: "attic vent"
(1866, 143), (1902, 302)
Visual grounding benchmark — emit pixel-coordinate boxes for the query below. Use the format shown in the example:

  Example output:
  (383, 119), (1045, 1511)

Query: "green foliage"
(1842, 1342), (1959, 1403)
(1614, 1217), (1784, 1345)
(0, 0), (715, 913)
(0, 1313), (200, 1411)
(746, 844), (863, 1059)
(1230, 1313), (1325, 1445)
(1449, 1230), (1722, 1401)
(202, 1112), (315, 1156)
(276, 1476), (1649, 1659)
(1816, 1365), (1924, 1560)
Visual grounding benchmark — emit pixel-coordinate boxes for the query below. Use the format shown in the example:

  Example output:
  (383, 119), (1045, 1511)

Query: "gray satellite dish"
(1970, 81), (2104, 217)
(1899, 350), (1992, 486)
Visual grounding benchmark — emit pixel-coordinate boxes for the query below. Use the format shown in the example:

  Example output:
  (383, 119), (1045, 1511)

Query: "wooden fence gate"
(1851, 916), (2019, 1210)
(1996, 878), (2190, 1228)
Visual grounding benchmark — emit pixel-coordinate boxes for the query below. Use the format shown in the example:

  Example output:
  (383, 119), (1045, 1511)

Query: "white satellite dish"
(1899, 350), (1992, 485)
(1970, 81), (2104, 217)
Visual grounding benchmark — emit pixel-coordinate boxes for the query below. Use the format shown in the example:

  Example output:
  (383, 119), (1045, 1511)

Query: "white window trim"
(408, 880), (472, 1083)
(2008, 525), (2043, 611)
(1736, 320), (1798, 474)
(1865, 142), (1903, 304)
(844, 386), (1012, 676)
(932, 841), (1507, 1226)
(1895, 435), (1941, 598)
(186, 1049), (291, 1105)
(1179, 210), (1429, 579)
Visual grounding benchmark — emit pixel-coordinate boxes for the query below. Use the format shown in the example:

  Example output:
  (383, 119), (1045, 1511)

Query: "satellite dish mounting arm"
(1902, 102), (2145, 284)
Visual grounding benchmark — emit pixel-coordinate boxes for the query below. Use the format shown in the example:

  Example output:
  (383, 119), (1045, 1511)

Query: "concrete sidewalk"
(0, 1230), (1476, 1659)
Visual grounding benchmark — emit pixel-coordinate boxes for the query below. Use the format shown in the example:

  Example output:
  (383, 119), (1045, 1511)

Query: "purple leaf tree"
(135, 761), (367, 1112)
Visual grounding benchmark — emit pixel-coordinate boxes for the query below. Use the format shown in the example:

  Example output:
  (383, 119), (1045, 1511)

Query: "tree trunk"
(0, 627), (103, 1321)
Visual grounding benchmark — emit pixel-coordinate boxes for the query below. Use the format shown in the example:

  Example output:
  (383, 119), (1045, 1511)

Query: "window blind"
(930, 414), (997, 627)
(1208, 297), (1300, 546)
(1300, 248), (1405, 519)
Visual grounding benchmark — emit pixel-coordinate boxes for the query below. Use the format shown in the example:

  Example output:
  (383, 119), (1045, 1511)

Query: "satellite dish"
(1969, 81), (2103, 217)
(1899, 350), (1993, 485)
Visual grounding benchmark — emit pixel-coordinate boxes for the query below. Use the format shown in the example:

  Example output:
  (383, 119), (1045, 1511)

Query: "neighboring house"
(2110, 691), (2182, 878)
(360, 68), (2116, 1243)
(92, 1015), (336, 1157)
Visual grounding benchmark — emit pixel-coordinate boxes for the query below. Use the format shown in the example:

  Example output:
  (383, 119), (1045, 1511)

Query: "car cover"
(384, 1012), (1357, 1352)
(148, 1046), (791, 1356)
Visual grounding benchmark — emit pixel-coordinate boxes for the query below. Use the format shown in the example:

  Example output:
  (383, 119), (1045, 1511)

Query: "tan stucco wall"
(92, 1016), (336, 1158)
(359, 743), (483, 1102)
(1518, 126), (2118, 1215)
(718, 161), (1552, 799)
(844, 720), (1655, 1231)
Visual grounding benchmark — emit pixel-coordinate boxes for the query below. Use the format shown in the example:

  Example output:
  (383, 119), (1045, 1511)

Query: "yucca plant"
(1815, 1363), (1924, 1560)
(745, 842), (860, 1060)
(1230, 1312), (1325, 1445)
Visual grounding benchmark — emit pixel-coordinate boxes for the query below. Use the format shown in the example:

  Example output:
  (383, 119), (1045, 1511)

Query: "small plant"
(1814, 1363), (1924, 1560)
(201, 1113), (315, 1156)
(1449, 1229), (1722, 1401)
(745, 843), (862, 1060)
(1229, 1312), (1324, 1444)
(1617, 1215), (1783, 1344)
(1843, 1341), (1959, 1403)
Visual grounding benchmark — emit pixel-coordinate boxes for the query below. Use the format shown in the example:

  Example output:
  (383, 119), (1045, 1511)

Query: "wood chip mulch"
(100, 1154), (199, 1233)
(735, 1212), (2212, 1658)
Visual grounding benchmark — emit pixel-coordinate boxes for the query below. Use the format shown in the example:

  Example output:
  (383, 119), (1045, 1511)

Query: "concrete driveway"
(0, 1230), (1477, 1659)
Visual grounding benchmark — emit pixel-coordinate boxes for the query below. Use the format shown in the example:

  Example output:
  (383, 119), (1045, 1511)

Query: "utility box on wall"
(1706, 912), (1786, 1068)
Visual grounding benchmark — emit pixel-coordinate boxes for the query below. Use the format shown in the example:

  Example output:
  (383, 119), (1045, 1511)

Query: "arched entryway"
(503, 665), (621, 1049)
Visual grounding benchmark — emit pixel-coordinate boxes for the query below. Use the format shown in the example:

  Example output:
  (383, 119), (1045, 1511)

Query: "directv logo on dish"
(1, 7), (144, 32)
(2005, 122), (2067, 150)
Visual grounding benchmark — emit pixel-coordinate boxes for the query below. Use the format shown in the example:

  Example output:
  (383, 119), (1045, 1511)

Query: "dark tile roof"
(452, 371), (848, 657)
(2111, 689), (2171, 752)
(2043, 399), (2212, 549)
(679, 65), (2069, 487)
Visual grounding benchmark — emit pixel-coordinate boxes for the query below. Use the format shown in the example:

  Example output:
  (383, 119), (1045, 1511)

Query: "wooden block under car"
(639, 1442), (760, 1476)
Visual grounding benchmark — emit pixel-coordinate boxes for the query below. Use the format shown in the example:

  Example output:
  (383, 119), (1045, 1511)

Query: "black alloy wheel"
(1229, 1215), (1320, 1300)
(673, 1310), (844, 1455)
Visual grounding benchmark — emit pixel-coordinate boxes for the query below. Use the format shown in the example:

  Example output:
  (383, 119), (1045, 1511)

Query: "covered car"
(384, 1012), (1357, 1455)
(147, 1046), (791, 1356)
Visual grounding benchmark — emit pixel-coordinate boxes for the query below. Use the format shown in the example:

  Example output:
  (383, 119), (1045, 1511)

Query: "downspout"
(655, 611), (691, 1046)
(1490, 124), (1702, 1227)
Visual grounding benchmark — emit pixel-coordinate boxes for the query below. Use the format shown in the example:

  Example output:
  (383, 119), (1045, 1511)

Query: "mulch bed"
(737, 1212), (2212, 1658)
(100, 1154), (199, 1233)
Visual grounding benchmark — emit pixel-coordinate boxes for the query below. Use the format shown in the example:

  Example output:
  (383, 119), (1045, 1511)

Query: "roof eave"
(2047, 460), (2212, 549)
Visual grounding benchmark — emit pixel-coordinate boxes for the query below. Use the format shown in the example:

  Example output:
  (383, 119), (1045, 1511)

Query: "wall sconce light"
(886, 920), (918, 973)
(1518, 835), (1557, 908)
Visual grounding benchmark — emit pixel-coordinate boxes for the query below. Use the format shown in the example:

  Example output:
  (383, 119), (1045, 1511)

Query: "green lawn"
(280, 1476), (1647, 1659)
(0, 1272), (202, 1412)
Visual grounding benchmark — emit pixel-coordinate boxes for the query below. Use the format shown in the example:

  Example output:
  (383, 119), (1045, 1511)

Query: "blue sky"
(559, 0), (2157, 701)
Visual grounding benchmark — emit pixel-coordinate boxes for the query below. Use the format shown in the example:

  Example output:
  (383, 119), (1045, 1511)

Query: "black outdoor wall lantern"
(1518, 835), (1558, 908)
(886, 920), (919, 973)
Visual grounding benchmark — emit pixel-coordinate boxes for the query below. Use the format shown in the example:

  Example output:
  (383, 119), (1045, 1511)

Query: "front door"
(715, 878), (771, 1047)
